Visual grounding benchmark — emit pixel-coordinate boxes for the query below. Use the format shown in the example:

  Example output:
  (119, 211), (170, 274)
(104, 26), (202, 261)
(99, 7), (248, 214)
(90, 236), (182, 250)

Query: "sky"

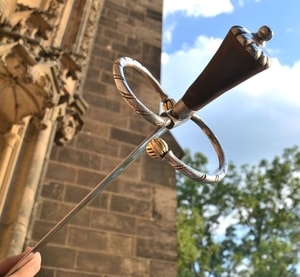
(161, 0), (300, 169)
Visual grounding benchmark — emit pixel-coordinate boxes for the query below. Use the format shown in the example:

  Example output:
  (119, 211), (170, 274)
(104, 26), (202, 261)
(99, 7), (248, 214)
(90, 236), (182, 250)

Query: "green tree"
(177, 147), (300, 277)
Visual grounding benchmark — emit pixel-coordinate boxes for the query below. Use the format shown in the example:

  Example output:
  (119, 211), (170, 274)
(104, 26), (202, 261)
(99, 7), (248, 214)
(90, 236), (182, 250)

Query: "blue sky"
(161, 0), (300, 168)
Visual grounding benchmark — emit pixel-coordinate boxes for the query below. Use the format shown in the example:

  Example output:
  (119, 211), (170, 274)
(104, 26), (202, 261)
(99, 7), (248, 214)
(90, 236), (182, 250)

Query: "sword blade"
(5, 125), (168, 277)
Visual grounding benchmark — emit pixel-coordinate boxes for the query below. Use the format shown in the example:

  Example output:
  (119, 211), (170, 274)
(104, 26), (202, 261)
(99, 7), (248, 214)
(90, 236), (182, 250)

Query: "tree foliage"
(177, 147), (300, 277)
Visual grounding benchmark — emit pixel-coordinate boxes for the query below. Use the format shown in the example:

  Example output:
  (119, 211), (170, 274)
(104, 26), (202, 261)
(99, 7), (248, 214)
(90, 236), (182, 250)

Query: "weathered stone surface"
(46, 162), (77, 183)
(90, 210), (136, 235)
(150, 260), (178, 277)
(26, 1), (179, 276)
(110, 194), (151, 217)
(67, 226), (108, 251)
(39, 245), (76, 269)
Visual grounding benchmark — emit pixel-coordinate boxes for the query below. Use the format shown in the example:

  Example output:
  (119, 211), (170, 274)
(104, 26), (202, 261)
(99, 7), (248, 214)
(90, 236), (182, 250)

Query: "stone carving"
(0, 0), (104, 141)
(0, 42), (52, 133)
(55, 94), (88, 146)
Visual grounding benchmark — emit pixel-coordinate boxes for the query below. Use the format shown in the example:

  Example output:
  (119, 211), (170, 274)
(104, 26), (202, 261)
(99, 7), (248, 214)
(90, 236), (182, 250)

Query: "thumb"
(9, 252), (41, 277)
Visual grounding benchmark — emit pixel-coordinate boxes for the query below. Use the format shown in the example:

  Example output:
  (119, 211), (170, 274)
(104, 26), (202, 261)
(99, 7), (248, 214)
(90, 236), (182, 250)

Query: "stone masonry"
(27, 0), (178, 276)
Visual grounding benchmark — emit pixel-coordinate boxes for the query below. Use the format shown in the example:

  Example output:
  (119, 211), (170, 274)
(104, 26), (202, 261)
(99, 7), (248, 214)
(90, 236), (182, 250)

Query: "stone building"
(0, 0), (181, 276)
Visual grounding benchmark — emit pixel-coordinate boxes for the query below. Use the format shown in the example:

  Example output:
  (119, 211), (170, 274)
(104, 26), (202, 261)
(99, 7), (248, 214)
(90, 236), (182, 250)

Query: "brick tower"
(0, 0), (179, 276)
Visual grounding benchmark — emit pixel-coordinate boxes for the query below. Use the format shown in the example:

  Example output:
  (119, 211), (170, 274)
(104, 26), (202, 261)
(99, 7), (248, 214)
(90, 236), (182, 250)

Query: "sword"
(4, 25), (272, 276)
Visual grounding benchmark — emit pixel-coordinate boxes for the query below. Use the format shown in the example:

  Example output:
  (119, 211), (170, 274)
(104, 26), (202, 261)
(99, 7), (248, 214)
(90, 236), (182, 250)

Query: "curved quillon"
(146, 114), (227, 183)
(112, 56), (227, 183)
(112, 57), (171, 127)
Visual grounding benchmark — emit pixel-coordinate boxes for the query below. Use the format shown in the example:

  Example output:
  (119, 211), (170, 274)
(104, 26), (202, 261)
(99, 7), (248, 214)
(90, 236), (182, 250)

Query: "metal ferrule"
(168, 99), (194, 121)
(232, 25), (272, 68)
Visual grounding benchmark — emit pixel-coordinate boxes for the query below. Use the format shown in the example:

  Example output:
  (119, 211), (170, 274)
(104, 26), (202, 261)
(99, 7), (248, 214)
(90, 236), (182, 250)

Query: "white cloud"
(237, 0), (263, 7)
(161, 35), (222, 94)
(163, 21), (176, 45)
(162, 34), (300, 109)
(163, 0), (234, 18)
(213, 209), (240, 236)
(161, 33), (300, 167)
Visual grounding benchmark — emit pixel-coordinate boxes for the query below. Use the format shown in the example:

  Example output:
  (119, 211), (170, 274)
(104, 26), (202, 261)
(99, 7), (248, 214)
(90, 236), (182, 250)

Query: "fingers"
(10, 252), (41, 277)
(0, 253), (24, 276)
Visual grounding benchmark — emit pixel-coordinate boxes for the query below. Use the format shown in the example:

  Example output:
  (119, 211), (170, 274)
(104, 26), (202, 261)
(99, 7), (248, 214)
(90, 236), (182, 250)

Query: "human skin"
(0, 250), (41, 277)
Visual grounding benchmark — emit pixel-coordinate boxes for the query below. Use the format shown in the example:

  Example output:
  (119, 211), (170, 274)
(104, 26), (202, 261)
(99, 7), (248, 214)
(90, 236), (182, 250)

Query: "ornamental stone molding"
(0, 0), (104, 257)
(0, 0), (103, 142)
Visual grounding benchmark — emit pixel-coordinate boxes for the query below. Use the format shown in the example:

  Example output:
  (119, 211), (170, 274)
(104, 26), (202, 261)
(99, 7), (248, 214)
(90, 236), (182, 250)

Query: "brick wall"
(28, 0), (178, 276)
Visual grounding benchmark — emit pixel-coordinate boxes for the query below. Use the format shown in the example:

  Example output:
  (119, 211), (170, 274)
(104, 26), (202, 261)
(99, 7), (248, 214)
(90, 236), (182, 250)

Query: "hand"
(0, 249), (41, 277)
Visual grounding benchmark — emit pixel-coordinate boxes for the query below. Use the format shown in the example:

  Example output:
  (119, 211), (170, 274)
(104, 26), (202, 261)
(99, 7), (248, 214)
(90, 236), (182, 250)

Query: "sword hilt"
(112, 25), (273, 183)
(171, 25), (273, 119)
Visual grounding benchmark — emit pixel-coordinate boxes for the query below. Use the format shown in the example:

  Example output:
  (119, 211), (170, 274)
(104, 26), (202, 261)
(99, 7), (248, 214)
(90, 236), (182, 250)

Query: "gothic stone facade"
(0, 0), (178, 276)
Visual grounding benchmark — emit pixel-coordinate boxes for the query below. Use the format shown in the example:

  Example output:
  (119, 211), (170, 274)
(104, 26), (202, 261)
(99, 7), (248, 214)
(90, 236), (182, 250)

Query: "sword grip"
(171, 25), (273, 119)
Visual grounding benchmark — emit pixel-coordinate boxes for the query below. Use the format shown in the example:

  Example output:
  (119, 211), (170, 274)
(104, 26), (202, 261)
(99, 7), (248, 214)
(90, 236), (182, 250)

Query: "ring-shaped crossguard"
(113, 57), (171, 127)
(113, 57), (228, 183)
(160, 114), (228, 183)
